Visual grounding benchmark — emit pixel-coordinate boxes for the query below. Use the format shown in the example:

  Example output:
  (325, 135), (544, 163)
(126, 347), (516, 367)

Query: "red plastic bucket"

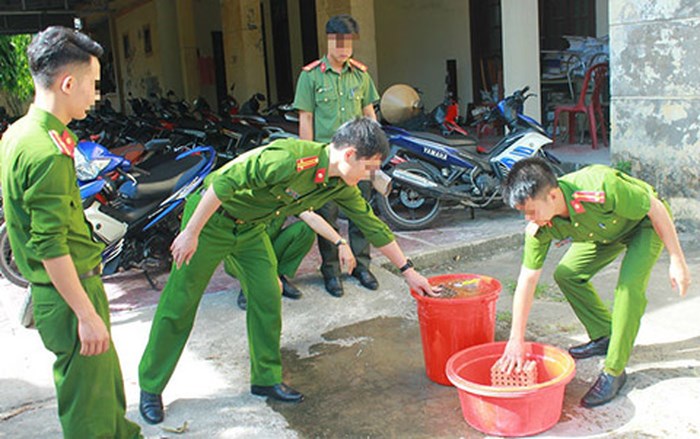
(411, 274), (501, 385)
(446, 341), (576, 437)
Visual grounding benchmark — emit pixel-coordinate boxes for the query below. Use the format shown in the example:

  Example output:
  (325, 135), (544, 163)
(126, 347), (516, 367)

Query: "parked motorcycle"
(376, 86), (563, 230)
(0, 140), (217, 288)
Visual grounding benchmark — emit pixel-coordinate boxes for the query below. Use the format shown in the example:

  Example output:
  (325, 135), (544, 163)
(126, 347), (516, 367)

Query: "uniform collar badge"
(48, 129), (75, 158)
(314, 168), (327, 184)
(296, 155), (319, 172)
(570, 199), (586, 214)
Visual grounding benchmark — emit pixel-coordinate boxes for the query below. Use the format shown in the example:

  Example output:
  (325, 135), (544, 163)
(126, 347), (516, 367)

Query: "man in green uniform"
(496, 158), (690, 407)
(293, 14), (381, 297)
(228, 209), (357, 310)
(138, 117), (436, 424)
(0, 27), (141, 438)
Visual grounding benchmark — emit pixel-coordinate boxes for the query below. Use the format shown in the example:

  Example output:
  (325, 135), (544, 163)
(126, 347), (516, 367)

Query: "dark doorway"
(299, 0), (318, 64)
(211, 31), (227, 114)
(269, 0), (293, 103)
(469, 0), (502, 104)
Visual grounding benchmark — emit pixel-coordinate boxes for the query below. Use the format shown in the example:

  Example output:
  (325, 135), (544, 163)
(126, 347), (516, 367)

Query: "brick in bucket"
(490, 360), (538, 387)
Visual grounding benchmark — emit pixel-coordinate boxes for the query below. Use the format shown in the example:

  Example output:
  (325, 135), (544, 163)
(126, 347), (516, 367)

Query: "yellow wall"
(115, 1), (163, 104)
(221, 0), (267, 107)
(374, 0), (473, 110)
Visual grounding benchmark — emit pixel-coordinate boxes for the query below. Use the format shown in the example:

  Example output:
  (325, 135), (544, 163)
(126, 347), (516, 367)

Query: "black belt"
(32, 264), (103, 287)
(216, 206), (245, 225)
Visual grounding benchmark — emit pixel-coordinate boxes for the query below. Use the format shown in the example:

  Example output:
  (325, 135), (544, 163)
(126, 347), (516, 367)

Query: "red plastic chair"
(553, 62), (608, 149)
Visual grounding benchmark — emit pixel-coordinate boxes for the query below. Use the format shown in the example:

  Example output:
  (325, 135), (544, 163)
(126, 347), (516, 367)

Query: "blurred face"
(327, 34), (354, 65)
(60, 56), (101, 120)
(516, 189), (558, 226)
(338, 147), (382, 186)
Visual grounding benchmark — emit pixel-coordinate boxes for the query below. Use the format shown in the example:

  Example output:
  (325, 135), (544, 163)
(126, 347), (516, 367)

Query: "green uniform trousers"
(318, 180), (372, 278)
(139, 193), (285, 393)
(223, 218), (315, 282)
(553, 219), (663, 375)
(32, 276), (141, 439)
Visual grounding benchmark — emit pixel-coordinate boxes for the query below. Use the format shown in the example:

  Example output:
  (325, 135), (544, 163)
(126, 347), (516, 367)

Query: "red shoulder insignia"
(314, 168), (327, 183)
(302, 59), (322, 72)
(48, 130), (75, 158)
(570, 199), (586, 214)
(573, 191), (606, 204)
(348, 58), (368, 72)
(296, 155), (319, 172)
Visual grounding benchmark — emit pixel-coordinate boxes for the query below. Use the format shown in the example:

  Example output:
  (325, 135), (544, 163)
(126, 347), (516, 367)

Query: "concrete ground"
(3, 144), (699, 438)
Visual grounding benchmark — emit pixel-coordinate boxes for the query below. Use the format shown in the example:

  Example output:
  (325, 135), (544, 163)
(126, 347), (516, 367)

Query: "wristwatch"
(334, 238), (348, 247)
(399, 258), (414, 273)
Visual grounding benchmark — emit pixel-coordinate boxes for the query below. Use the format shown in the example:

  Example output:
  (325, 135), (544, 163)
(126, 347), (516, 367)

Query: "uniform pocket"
(314, 88), (338, 108)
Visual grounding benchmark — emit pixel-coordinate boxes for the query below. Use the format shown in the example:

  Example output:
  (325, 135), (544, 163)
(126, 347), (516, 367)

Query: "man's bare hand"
(669, 256), (691, 297)
(171, 228), (199, 269)
(78, 312), (110, 356)
(494, 338), (526, 375)
(339, 244), (357, 275)
(404, 269), (441, 297)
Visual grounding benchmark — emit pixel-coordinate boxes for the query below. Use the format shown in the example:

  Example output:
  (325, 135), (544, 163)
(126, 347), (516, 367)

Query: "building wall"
(609, 0), (700, 229)
(115, 1), (163, 104)
(374, 0), (472, 111)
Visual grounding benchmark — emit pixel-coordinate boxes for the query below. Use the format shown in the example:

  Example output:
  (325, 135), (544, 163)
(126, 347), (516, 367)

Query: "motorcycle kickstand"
(143, 269), (161, 290)
(469, 206), (475, 220)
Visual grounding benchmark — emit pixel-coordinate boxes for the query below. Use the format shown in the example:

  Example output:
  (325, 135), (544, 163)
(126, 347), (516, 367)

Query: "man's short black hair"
(502, 158), (559, 208)
(331, 117), (389, 160)
(326, 14), (359, 34)
(27, 26), (103, 89)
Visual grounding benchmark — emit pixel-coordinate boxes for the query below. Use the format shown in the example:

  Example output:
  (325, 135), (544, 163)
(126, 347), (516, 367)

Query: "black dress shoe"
(251, 383), (304, 403)
(280, 275), (302, 299)
(352, 267), (379, 290)
(237, 290), (247, 310)
(581, 370), (627, 407)
(569, 336), (610, 359)
(139, 390), (164, 424)
(324, 276), (344, 297)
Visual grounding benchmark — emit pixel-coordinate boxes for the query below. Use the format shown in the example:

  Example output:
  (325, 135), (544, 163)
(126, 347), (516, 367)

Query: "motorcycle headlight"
(75, 150), (111, 181)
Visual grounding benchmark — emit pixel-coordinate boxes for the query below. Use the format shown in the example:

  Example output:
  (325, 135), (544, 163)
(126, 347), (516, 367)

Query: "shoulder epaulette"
(348, 58), (368, 72)
(302, 59), (322, 72)
(296, 155), (319, 172)
(48, 130), (75, 158)
(572, 191), (606, 204)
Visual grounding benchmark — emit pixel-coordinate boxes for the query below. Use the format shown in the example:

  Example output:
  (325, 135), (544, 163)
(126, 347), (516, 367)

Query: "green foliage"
(0, 34), (34, 115)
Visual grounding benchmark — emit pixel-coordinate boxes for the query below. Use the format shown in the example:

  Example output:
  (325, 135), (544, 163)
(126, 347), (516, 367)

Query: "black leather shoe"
(324, 276), (344, 297)
(139, 390), (164, 424)
(280, 275), (302, 299)
(581, 370), (627, 407)
(251, 383), (304, 403)
(569, 336), (610, 359)
(352, 267), (379, 290)
(237, 290), (247, 310)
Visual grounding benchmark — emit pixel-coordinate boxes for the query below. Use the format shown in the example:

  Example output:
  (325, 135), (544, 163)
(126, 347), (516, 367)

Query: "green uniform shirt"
(204, 138), (394, 248)
(523, 165), (656, 270)
(0, 106), (103, 284)
(293, 55), (380, 142)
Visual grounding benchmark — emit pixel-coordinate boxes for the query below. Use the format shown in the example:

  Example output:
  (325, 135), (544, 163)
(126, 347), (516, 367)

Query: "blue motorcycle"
(0, 140), (217, 288)
(377, 86), (563, 230)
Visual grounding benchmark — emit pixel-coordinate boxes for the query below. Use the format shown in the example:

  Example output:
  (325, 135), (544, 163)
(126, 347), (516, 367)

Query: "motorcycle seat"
(405, 130), (476, 148)
(118, 154), (207, 202)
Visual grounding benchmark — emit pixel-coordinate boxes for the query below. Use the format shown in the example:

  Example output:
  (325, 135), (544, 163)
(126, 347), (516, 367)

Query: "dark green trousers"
(139, 193), (287, 392)
(32, 276), (141, 439)
(318, 180), (372, 278)
(223, 217), (315, 281)
(553, 219), (663, 374)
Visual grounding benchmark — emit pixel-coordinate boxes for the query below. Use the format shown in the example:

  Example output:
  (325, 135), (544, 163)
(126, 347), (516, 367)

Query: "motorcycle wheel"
(376, 161), (442, 231)
(0, 223), (29, 288)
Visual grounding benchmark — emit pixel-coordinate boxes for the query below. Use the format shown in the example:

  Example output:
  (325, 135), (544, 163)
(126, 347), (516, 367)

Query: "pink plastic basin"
(446, 341), (576, 437)
(411, 274), (501, 385)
